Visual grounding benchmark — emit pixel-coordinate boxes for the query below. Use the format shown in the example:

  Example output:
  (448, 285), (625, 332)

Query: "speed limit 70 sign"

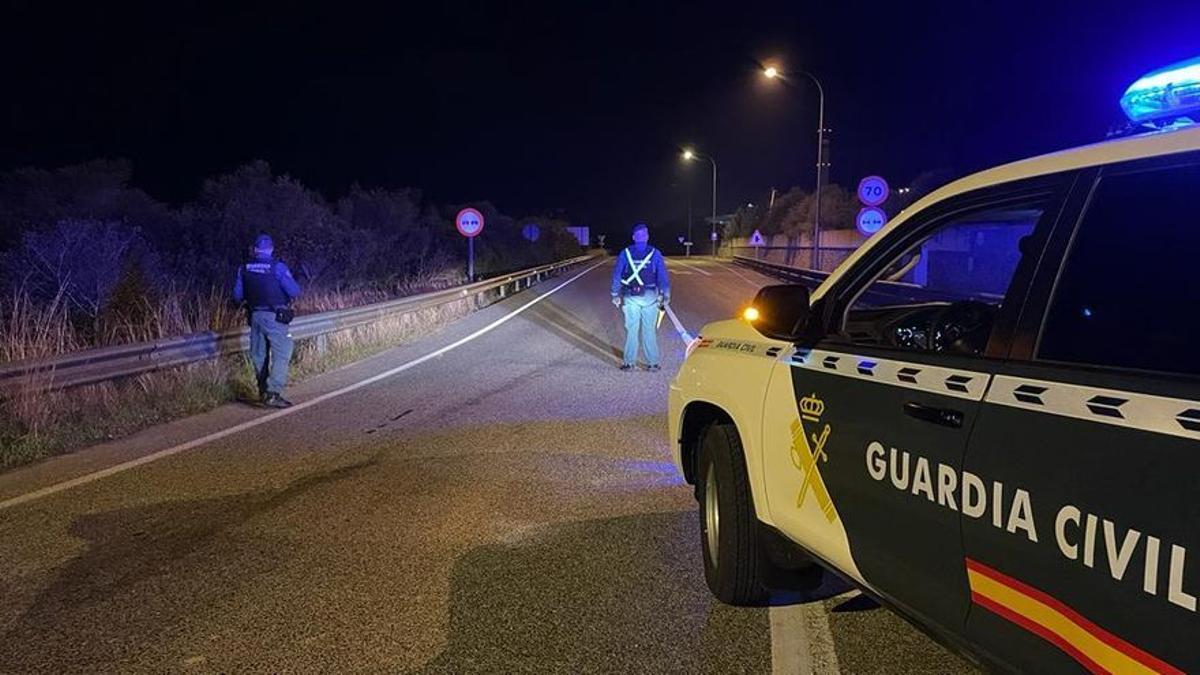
(857, 176), (890, 207)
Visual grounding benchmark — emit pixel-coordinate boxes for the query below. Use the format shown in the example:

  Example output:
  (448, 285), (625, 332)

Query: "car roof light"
(1120, 56), (1200, 124)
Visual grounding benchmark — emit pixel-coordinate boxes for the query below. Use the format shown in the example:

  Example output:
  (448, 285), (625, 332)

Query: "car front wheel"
(697, 421), (769, 605)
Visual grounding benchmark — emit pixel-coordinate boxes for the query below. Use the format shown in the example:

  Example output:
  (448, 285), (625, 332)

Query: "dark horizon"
(3, 0), (1199, 241)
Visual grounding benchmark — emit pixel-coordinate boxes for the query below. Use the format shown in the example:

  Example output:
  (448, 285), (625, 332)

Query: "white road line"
(671, 259), (713, 276)
(0, 262), (606, 512)
(771, 602), (842, 675)
(803, 601), (843, 674)
(719, 261), (762, 287)
(770, 605), (811, 674)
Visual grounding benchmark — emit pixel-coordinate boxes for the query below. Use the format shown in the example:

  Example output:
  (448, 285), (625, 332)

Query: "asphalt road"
(0, 257), (977, 673)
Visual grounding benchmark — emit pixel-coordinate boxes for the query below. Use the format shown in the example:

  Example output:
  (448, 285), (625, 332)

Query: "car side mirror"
(748, 284), (811, 342)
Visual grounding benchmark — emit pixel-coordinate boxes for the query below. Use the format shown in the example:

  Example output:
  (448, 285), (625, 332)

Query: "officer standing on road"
(611, 222), (670, 371)
(233, 233), (302, 408)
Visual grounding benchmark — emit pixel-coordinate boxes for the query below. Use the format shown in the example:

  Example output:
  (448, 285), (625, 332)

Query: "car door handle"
(903, 402), (964, 429)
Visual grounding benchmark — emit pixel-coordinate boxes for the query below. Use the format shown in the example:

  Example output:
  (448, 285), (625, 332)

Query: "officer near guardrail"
(611, 222), (670, 371)
(233, 234), (302, 408)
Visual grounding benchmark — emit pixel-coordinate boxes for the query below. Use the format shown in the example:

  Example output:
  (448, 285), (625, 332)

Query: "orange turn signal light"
(742, 306), (760, 322)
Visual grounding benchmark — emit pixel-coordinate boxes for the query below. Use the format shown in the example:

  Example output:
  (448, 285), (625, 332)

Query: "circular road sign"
(522, 223), (541, 242)
(456, 207), (485, 238)
(857, 175), (890, 207)
(856, 206), (887, 236)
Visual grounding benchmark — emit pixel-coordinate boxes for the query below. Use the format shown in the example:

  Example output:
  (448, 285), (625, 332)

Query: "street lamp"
(681, 148), (718, 256)
(762, 64), (828, 270)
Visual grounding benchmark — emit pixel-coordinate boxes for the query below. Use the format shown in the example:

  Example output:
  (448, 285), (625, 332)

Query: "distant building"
(704, 214), (737, 228)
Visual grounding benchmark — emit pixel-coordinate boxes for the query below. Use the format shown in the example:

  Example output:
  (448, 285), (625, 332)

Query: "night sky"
(3, 1), (1199, 241)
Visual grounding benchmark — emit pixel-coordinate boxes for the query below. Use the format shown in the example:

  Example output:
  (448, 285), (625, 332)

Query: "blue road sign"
(857, 176), (890, 207)
(856, 206), (887, 235)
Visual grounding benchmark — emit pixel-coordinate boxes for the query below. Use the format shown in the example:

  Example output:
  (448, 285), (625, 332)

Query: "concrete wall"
(727, 228), (870, 272)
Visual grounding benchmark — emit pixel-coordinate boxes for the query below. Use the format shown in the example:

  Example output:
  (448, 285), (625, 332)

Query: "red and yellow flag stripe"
(965, 558), (1182, 674)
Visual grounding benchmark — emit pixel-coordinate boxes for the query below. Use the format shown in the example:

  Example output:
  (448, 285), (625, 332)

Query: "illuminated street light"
(762, 63), (829, 270)
(681, 148), (719, 256)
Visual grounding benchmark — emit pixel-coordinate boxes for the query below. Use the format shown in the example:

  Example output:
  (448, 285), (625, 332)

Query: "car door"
(760, 174), (1073, 636)
(963, 155), (1200, 673)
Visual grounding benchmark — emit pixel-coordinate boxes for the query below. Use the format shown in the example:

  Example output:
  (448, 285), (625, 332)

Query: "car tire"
(697, 421), (769, 605)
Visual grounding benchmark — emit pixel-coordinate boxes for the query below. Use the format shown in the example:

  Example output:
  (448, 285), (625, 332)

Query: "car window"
(842, 204), (1044, 356)
(1038, 163), (1200, 376)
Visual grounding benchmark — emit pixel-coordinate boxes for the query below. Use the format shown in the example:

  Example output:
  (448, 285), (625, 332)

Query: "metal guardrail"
(731, 255), (831, 288)
(728, 245), (858, 272)
(0, 254), (599, 395)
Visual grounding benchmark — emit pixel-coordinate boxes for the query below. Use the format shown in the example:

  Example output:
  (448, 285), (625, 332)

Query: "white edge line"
(770, 604), (812, 674)
(770, 600), (844, 675)
(803, 599), (843, 674)
(718, 260), (762, 287)
(0, 261), (606, 512)
(671, 259), (714, 276)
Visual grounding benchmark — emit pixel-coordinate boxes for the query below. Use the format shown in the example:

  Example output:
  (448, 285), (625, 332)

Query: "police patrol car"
(669, 57), (1200, 672)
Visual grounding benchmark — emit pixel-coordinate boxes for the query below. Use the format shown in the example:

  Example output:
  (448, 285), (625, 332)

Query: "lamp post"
(687, 184), (696, 257)
(682, 148), (718, 256)
(764, 65), (827, 270)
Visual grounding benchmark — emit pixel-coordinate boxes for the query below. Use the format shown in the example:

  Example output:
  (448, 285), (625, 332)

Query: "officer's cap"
(254, 234), (274, 251)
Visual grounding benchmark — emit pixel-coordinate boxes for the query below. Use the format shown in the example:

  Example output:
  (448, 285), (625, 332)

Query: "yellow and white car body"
(670, 81), (1200, 671)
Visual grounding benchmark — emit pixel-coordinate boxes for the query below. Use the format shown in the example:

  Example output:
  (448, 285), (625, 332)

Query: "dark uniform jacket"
(233, 255), (302, 310)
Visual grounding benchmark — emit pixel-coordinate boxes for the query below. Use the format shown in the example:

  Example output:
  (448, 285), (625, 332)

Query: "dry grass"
(0, 288), (82, 363)
(0, 268), (468, 365)
(0, 360), (241, 469)
(290, 296), (481, 380)
(0, 267), (486, 470)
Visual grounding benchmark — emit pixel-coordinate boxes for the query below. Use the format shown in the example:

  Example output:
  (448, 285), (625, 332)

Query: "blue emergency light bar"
(1120, 56), (1200, 124)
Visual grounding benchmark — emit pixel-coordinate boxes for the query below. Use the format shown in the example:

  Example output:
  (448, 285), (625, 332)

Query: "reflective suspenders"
(622, 248), (654, 289)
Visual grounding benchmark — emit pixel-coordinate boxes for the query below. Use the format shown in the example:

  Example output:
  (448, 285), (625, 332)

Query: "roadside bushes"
(0, 158), (583, 468)
(0, 159), (584, 359)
